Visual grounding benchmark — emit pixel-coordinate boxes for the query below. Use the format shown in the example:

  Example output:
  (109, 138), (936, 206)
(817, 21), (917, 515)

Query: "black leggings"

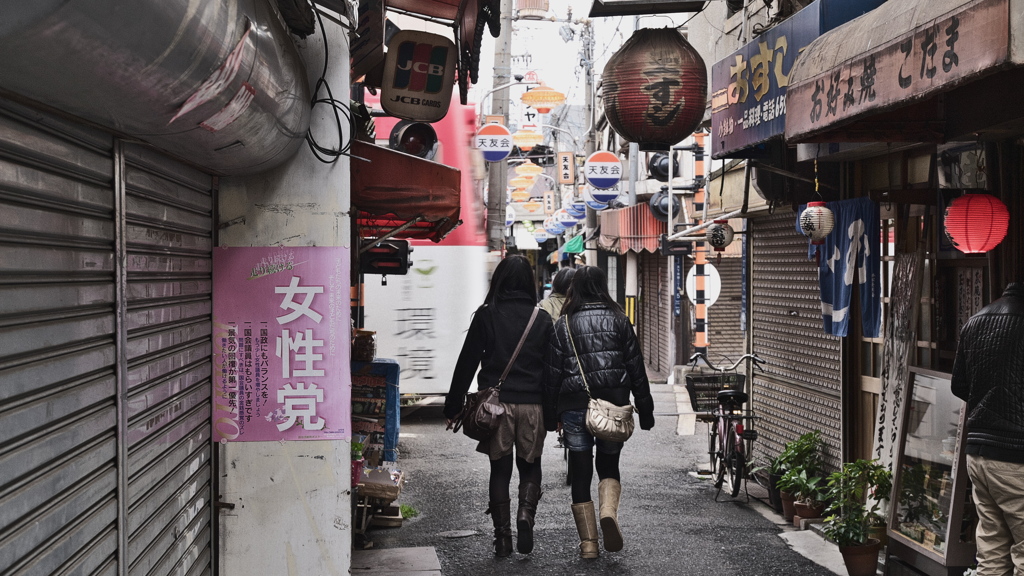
(489, 454), (543, 503)
(569, 450), (621, 503)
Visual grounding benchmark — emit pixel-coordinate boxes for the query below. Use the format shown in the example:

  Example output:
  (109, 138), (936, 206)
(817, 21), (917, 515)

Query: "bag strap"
(496, 306), (541, 389)
(565, 315), (594, 400)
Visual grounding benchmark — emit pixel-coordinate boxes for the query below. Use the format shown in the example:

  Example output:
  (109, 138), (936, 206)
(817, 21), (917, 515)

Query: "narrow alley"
(358, 383), (840, 575)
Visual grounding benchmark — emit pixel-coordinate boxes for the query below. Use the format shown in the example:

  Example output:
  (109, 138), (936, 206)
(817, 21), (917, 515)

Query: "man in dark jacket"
(951, 282), (1024, 574)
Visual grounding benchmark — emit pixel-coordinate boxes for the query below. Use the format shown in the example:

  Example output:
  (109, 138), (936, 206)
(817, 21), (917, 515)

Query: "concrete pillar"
(215, 19), (353, 576)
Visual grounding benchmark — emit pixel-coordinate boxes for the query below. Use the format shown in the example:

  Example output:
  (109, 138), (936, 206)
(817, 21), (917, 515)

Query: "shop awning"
(588, 0), (704, 18)
(785, 0), (1017, 143)
(351, 140), (461, 243)
(598, 204), (665, 254)
(562, 234), (584, 253)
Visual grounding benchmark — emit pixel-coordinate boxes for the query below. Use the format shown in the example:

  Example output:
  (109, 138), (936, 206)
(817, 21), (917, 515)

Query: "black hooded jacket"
(543, 302), (655, 431)
(444, 294), (554, 419)
(951, 282), (1024, 463)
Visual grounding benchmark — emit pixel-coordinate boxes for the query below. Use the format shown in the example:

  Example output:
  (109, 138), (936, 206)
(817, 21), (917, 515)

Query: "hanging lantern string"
(814, 157), (822, 200)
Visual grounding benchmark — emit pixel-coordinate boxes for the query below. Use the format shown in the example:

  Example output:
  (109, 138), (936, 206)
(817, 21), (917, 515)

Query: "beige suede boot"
(570, 501), (600, 559)
(598, 478), (623, 551)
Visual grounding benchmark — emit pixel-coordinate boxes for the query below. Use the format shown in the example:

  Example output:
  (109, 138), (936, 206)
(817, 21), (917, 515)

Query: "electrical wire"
(306, 6), (356, 164)
(680, 3), (722, 36)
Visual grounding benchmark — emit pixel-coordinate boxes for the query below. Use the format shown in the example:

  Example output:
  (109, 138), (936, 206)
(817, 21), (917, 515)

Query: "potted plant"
(822, 459), (893, 576)
(773, 431), (825, 520)
(351, 441), (365, 488)
(751, 456), (785, 513)
(777, 468), (827, 519)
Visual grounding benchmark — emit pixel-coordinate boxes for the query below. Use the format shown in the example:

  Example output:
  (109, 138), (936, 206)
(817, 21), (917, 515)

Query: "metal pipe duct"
(0, 0), (310, 175)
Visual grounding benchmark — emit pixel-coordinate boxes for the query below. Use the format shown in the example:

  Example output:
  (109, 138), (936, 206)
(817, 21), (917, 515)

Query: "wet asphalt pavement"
(365, 382), (835, 575)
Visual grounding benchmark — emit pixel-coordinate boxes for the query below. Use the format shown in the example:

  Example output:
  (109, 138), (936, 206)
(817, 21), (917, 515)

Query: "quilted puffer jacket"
(951, 282), (1024, 464)
(543, 302), (655, 431)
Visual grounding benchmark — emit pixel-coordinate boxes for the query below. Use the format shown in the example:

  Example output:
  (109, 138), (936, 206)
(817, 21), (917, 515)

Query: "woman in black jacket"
(544, 266), (655, 558)
(444, 255), (554, 557)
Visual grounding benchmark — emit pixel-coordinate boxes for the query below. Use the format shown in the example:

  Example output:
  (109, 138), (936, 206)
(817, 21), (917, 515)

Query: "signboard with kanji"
(475, 123), (513, 162)
(558, 151), (576, 184)
(212, 246), (350, 442)
(709, 3), (823, 158)
(709, 0), (887, 158)
(584, 151), (622, 189)
(786, 0), (1008, 141)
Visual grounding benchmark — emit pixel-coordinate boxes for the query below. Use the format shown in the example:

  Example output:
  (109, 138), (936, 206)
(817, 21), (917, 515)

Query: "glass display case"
(886, 367), (976, 575)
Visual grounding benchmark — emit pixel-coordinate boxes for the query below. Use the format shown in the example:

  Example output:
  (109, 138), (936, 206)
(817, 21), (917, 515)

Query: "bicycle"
(685, 352), (765, 500)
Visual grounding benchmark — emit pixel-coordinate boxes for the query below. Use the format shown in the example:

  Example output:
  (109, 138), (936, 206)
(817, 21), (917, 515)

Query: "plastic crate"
(684, 372), (746, 412)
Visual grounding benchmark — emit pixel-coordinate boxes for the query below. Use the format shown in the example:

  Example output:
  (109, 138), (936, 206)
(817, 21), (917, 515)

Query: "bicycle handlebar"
(688, 352), (766, 372)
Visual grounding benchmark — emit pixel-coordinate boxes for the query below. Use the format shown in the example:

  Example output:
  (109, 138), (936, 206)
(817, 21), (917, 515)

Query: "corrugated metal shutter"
(121, 143), (214, 575)
(751, 209), (842, 471)
(638, 252), (669, 380)
(702, 256), (745, 362)
(0, 99), (214, 575)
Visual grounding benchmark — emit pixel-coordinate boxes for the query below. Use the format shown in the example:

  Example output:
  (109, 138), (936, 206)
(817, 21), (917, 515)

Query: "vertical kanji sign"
(212, 246), (351, 442)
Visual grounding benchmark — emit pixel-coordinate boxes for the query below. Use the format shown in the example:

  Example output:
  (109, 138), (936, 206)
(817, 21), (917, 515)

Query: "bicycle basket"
(684, 372), (746, 412)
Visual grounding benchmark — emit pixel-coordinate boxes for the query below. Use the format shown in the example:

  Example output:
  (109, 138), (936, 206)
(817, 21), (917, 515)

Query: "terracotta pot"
(793, 501), (826, 519)
(780, 490), (796, 521)
(838, 538), (881, 576)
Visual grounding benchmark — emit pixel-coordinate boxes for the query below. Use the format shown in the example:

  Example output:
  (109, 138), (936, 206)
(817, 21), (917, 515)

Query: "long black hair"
(561, 266), (621, 316)
(550, 267), (576, 296)
(484, 254), (537, 306)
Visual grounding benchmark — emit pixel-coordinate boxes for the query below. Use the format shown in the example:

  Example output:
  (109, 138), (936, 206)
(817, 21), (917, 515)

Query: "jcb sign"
(382, 30), (456, 122)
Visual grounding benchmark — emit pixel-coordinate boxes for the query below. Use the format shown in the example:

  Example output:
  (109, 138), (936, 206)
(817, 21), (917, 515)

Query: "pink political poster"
(212, 246), (351, 442)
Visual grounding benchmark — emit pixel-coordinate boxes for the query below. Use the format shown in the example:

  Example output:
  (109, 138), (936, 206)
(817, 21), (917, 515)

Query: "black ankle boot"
(487, 500), (513, 557)
(516, 483), (542, 554)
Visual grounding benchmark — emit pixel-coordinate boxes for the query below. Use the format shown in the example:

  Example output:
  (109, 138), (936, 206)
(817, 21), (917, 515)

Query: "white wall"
(216, 7), (354, 575)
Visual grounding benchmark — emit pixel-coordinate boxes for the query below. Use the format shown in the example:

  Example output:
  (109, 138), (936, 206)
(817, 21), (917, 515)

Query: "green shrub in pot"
(822, 459), (893, 547)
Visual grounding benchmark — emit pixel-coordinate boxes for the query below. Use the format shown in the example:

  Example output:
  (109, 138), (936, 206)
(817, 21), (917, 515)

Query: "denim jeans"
(561, 409), (623, 455)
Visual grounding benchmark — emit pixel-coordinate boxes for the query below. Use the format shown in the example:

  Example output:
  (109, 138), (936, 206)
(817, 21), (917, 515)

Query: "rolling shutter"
(0, 99), (214, 575)
(750, 209), (843, 471)
(638, 252), (670, 380)
(121, 144), (214, 575)
(704, 256), (745, 362)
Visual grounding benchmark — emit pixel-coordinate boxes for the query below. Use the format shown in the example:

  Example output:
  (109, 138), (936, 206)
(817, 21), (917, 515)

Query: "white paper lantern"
(799, 201), (834, 245)
(505, 205), (516, 227)
(706, 220), (734, 252)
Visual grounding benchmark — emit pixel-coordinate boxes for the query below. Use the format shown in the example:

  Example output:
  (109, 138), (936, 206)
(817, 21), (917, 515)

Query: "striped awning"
(598, 204), (666, 254)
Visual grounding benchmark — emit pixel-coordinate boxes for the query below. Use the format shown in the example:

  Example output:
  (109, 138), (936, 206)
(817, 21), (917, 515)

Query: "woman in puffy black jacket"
(544, 266), (655, 559)
(444, 255), (554, 558)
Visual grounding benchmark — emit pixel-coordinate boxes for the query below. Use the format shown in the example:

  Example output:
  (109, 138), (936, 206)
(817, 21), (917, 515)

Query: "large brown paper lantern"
(602, 28), (707, 151)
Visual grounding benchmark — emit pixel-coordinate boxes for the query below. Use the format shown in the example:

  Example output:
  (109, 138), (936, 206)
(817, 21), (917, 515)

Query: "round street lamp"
(520, 83), (566, 114)
(512, 129), (544, 152)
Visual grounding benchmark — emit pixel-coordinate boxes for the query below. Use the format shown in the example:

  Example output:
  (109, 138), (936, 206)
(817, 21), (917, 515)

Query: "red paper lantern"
(602, 28), (707, 151)
(944, 193), (1009, 254)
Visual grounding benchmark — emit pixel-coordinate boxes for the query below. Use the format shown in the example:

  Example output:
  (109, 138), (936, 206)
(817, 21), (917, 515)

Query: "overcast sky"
(470, 0), (696, 127)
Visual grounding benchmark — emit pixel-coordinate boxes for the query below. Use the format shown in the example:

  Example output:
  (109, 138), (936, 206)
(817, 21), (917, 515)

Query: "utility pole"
(486, 0), (514, 252)
(582, 20), (598, 267)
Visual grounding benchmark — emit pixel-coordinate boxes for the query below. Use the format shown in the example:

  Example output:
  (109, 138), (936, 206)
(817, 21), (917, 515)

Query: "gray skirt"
(476, 402), (547, 463)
